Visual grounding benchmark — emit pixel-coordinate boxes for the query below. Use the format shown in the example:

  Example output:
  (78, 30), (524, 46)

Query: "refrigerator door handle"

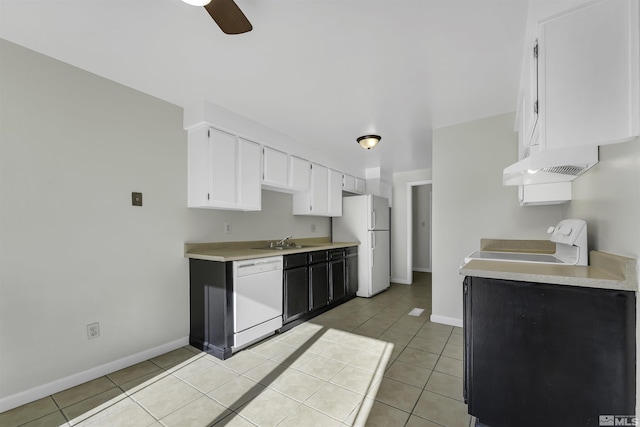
(370, 231), (375, 267)
(371, 210), (376, 230)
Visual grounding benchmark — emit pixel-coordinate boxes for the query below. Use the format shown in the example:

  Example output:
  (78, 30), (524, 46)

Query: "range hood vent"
(503, 145), (598, 186)
(540, 165), (586, 176)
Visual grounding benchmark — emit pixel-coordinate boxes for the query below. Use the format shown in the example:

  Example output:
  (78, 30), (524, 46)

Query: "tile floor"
(1, 273), (473, 427)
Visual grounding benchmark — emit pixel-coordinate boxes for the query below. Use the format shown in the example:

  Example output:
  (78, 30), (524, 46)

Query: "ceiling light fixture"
(357, 135), (381, 150)
(182, 0), (211, 6)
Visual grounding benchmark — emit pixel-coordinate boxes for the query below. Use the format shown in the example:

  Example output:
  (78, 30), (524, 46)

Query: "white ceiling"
(0, 0), (529, 174)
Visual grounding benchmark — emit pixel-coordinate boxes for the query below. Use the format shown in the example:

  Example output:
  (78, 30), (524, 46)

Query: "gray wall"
(431, 112), (565, 325)
(0, 40), (329, 405)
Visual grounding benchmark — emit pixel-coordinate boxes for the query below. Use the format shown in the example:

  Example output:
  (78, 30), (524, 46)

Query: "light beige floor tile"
(218, 351), (267, 374)
(277, 330), (321, 348)
(352, 323), (386, 338)
(373, 377), (422, 413)
(118, 370), (170, 394)
(447, 333), (464, 346)
(133, 376), (202, 419)
(317, 341), (360, 364)
(384, 360), (432, 388)
(241, 359), (284, 386)
(278, 404), (342, 427)
(434, 356), (463, 379)
(297, 354), (347, 380)
(420, 322), (454, 335)
(305, 383), (364, 422)
(425, 371), (464, 402)
(405, 414), (444, 427)
(408, 336), (447, 355)
(236, 389), (300, 426)
(378, 330), (416, 346)
(107, 361), (162, 386)
(442, 343), (464, 361)
(269, 345), (317, 368)
(21, 411), (69, 427)
(329, 365), (383, 396)
(452, 327), (464, 336)
(413, 391), (470, 427)
(160, 395), (230, 427)
(73, 397), (154, 427)
(173, 356), (240, 393)
(212, 414), (256, 427)
(183, 345), (204, 354)
(350, 399), (410, 427)
(268, 368), (325, 402)
(0, 396), (59, 426)
(247, 340), (293, 359)
(62, 387), (127, 424)
(150, 347), (201, 370)
(347, 349), (391, 373)
(416, 327), (452, 343)
(207, 376), (266, 411)
(396, 347), (440, 370)
(52, 377), (117, 409)
(388, 323), (422, 336)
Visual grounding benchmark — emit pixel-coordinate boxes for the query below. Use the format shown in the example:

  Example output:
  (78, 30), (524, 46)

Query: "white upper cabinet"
(293, 163), (343, 216)
(262, 146), (289, 188)
(538, 0), (639, 149)
(342, 173), (366, 194)
(328, 169), (343, 216)
(289, 156), (310, 192)
(187, 126), (261, 211)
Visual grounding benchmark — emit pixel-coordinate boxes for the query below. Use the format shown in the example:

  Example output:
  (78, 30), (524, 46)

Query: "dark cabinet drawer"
(284, 253), (307, 269)
(308, 250), (329, 264)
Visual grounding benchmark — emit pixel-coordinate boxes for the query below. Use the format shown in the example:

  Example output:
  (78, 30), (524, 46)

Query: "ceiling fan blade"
(204, 0), (253, 35)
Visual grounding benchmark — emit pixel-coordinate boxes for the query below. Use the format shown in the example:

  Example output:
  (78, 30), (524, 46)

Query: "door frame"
(406, 180), (433, 285)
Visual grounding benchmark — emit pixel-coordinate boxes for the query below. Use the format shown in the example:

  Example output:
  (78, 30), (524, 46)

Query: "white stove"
(465, 219), (588, 266)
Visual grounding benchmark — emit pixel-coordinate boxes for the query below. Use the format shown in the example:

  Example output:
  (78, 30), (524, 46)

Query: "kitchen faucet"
(276, 235), (293, 246)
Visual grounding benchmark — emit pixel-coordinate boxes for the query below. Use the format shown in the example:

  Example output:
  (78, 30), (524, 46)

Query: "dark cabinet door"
(345, 253), (358, 295)
(309, 262), (329, 311)
(283, 266), (308, 323)
(329, 259), (346, 302)
(465, 276), (636, 427)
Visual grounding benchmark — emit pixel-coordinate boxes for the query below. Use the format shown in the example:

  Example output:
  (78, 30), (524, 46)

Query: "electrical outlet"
(87, 322), (100, 340)
(224, 223), (232, 234)
(311, 224), (316, 233)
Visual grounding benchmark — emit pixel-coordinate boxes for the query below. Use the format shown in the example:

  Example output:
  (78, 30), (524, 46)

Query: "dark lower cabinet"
(283, 266), (308, 323)
(309, 261), (329, 311)
(329, 258), (346, 302)
(345, 246), (358, 295)
(464, 276), (636, 427)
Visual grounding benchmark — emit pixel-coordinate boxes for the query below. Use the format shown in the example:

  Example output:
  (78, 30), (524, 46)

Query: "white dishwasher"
(232, 256), (283, 351)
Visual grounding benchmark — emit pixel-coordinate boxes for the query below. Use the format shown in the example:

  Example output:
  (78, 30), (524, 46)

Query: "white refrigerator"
(332, 194), (390, 297)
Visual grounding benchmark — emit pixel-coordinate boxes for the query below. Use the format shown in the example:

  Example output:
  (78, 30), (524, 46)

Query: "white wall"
(0, 40), (329, 407)
(431, 113), (565, 326)
(391, 169), (432, 284)
(412, 185), (432, 272)
(562, 137), (640, 412)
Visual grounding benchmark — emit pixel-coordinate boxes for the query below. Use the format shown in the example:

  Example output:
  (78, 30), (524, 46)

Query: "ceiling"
(0, 0), (529, 175)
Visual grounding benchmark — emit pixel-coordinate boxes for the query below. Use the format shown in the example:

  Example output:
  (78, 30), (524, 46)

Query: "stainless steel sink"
(253, 245), (315, 250)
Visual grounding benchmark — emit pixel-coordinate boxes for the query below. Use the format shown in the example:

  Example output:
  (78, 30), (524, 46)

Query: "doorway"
(406, 180), (432, 284)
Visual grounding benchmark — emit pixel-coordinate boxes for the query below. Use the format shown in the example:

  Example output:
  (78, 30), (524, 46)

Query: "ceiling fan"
(182, 0), (252, 35)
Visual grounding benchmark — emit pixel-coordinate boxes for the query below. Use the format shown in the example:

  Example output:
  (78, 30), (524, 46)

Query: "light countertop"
(460, 240), (637, 292)
(185, 237), (359, 262)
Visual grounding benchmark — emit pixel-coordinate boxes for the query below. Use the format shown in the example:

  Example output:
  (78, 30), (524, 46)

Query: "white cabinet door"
(262, 146), (288, 188)
(342, 174), (356, 192)
(289, 156), (310, 192)
(539, 0), (639, 149)
(208, 128), (238, 208)
(310, 163), (328, 214)
(187, 126), (261, 211)
(238, 138), (262, 210)
(328, 169), (343, 216)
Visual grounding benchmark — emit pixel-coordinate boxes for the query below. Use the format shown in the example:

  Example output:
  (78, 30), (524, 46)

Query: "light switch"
(132, 192), (142, 206)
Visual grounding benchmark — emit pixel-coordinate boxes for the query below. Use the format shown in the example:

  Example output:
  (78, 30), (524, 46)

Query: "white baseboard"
(430, 314), (463, 328)
(0, 337), (189, 413)
(413, 268), (432, 273)
(391, 277), (411, 285)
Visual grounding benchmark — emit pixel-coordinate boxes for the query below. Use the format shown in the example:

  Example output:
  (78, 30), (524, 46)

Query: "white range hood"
(503, 145), (599, 186)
